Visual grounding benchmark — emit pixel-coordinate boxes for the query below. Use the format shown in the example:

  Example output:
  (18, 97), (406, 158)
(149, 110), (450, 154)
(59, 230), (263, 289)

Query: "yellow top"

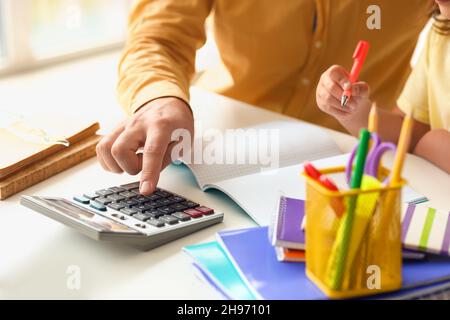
(397, 25), (450, 130)
(118, 0), (429, 131)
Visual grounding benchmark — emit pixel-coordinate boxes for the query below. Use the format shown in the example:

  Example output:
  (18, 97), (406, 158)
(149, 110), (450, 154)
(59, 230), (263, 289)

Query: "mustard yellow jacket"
(118, 0), (430, 131)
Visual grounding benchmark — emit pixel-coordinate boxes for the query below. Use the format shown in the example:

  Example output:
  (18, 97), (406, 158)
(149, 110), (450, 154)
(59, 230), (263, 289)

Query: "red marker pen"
(341, 40), (370, 107)
(303, 161), (345, 217)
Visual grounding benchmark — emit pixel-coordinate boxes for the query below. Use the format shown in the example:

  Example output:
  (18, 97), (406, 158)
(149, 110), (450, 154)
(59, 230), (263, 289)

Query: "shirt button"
(301, 78), (311, 86)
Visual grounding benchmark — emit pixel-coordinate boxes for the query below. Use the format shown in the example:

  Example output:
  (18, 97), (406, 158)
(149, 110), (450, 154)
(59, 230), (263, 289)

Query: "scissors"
(346, 132), (396, 185)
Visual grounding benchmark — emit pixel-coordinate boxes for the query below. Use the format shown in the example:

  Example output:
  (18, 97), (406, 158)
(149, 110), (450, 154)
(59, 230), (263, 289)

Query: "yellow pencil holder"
(303, 166), (404, 299)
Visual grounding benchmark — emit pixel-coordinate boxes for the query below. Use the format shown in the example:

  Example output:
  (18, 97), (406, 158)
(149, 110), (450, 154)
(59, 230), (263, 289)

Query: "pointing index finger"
(139, 129), (171, 195)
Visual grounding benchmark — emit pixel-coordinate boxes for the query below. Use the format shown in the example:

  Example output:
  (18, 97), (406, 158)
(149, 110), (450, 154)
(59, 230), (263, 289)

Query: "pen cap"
(353, 40), (370, 61)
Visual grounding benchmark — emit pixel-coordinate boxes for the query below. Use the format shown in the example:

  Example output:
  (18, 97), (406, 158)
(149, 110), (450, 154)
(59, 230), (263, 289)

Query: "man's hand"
(96, 97), (194, 195)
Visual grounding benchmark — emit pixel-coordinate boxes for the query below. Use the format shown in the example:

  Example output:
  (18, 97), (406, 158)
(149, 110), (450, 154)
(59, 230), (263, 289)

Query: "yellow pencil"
(374, 112), (414, 278)
(362, 103), (379, 279)
(368, 103), (378, 133)
(390, 112), (414, 184)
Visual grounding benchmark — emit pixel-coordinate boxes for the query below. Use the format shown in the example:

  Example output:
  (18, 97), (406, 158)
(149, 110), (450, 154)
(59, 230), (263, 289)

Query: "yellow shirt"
(118, 0), (429, 131)
(398, 25), (450, 131)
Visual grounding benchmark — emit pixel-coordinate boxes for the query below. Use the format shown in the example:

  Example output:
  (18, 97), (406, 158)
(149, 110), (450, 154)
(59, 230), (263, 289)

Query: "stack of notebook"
(269, 196), (306, 262)
(184, 194), (450, 300)
(269, 195), (440, 261)
(184, 226), (450, 300)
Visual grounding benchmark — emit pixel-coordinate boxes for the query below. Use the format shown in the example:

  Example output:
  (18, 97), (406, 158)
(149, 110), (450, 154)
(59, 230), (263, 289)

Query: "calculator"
(20, 182), (224, 250)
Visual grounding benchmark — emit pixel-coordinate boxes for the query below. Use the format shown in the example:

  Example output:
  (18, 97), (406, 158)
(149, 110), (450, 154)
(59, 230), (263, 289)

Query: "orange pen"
(341, 40), (370, 107)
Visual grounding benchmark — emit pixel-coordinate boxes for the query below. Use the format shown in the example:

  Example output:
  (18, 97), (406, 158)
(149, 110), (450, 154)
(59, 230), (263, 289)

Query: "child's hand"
(316, 65), (372, 132)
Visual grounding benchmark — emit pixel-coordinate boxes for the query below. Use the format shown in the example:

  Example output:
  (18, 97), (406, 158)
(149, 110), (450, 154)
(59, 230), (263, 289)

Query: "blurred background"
(0, 0), (131, 72)
(0, 0), (218, 131)
(0, 0), (425, 126)
(0, 0), (218, 75)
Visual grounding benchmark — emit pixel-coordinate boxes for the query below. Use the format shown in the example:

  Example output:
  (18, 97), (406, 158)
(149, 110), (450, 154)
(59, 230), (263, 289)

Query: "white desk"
(0, 52), (449, 299)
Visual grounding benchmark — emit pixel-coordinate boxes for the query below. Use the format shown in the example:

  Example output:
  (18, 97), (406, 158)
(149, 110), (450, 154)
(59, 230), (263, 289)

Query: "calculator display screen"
(41, 198), (137, 234)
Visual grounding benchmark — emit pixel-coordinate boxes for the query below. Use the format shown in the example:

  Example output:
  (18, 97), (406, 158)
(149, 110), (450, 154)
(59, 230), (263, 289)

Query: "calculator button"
(168, 196), (185, 203)
(120, 208), (138, 216)
(170, 203), (188, 211)
(166, 197), (181, 205)
(108, 202), (126, 211)
(147, 219), (165, 228)
(145, 194), (161, 201)
(134, 196), (150, 204)
(90, 202), (107, 211)
(145, 209), (164, 218)
(181, 201), (199, 209)
(121, 199), (139, 207)
(83, 192), (98, 200)
(196, 206), (214, 215)
(107, 194), (125, 202)
(160, 215), (179, 225)
(95, 189), (114, 197)
(137, 204), (159, 213)
(146, 200), (162, 208)
(95, 197), (112, 205)
(155, 190), (172, 198)
(145, 212), (160, 219)
(108, 186), (126, 193)
(133, 204), (150, 213)
(158, 206), (176, 215)
(156, 198), (173, 206)
(172, 212), (191, 222)
(143, 212), (156, 219)
(120, 182), (140, 190)
(73, 196), (90, 205)
(133, 213), (150, 221)
(183, 208), (203, 218)
(119, 191), (137, 199)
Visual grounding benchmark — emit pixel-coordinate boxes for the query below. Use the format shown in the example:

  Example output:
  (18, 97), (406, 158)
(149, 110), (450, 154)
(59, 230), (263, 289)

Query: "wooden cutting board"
(0, 134), (101, 200)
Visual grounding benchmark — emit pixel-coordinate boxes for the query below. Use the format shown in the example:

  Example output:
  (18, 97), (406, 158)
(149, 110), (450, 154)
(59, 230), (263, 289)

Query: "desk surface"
(0, 53), (449, 299)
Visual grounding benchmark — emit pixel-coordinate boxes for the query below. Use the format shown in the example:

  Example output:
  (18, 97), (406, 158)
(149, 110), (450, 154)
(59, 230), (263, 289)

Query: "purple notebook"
(269, 196), (305, 250)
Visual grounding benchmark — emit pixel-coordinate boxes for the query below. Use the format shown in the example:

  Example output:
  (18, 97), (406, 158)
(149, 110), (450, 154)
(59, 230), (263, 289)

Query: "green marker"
(331, 129), (371, 290)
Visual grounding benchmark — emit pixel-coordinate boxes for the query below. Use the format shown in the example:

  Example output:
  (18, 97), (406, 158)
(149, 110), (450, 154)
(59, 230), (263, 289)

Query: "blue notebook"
(183, 242), (256, 300)
(214, 226), (450, 300)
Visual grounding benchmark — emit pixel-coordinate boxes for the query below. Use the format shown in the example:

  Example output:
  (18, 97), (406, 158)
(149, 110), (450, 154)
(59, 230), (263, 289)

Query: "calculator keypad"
(73, 184), (215, 230)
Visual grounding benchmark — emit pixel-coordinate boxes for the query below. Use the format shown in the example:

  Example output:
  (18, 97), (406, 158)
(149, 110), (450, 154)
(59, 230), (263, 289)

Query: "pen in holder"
(303, 166), (403, 299)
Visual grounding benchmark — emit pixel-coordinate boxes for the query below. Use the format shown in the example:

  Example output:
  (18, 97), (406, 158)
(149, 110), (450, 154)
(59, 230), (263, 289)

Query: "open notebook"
(185, 121), (342, 225)
(185, 121), (424, 226)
